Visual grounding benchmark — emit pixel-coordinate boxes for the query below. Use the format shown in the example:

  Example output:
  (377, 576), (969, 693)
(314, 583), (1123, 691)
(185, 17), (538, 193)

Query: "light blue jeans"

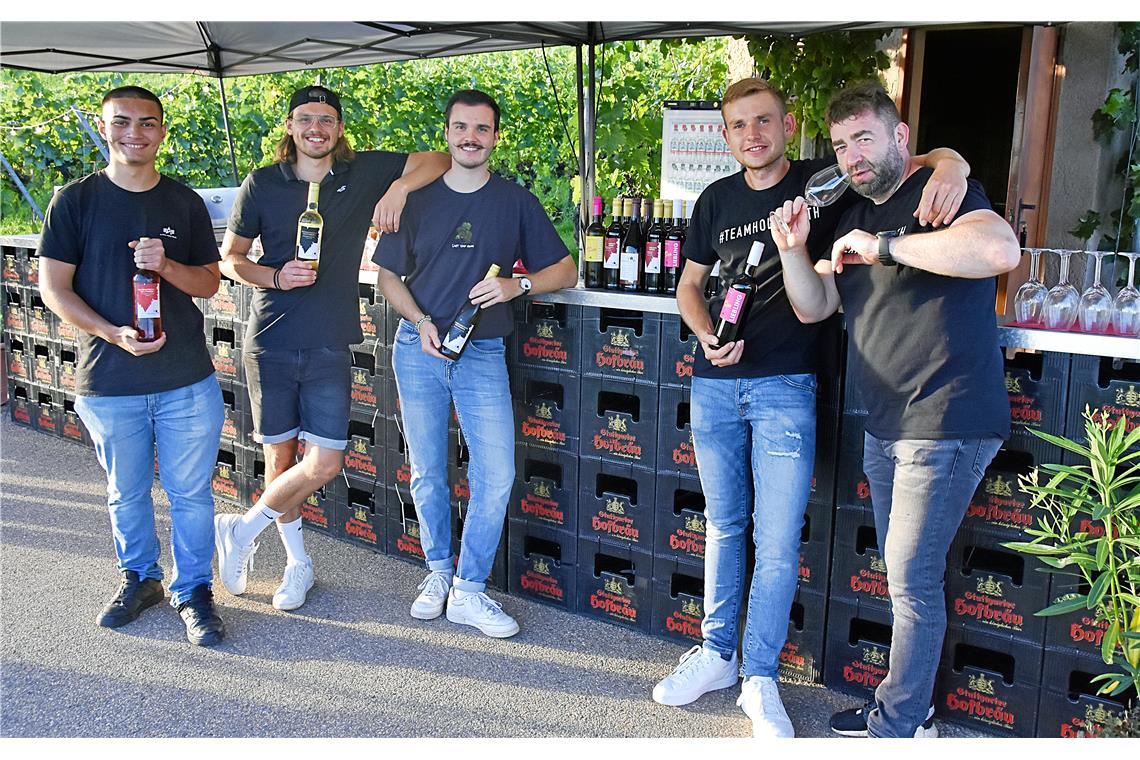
(75, 374), (224, 606)
(392, 319), (514, 592)
(690, 373), (816, 677)
(861, 433), (1002, 738)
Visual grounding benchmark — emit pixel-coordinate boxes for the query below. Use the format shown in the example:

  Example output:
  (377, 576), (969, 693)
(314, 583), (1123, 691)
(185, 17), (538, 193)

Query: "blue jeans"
(75, 375), (224, 606)
(690, 373), (816, 677)
(861, 433), (1002, 738)
(392, 319), (514, 593)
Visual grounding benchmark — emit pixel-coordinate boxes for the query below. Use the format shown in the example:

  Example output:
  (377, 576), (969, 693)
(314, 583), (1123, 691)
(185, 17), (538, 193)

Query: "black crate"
(576, 538), (653, 632)
(451, 504), (508, 590)
(207, 275), (245, 323)
(356, 281), (386, 348)
(208, 324), (242, 385)
(300, 479), (342, 536)
(383, 303), (403, 347)
(513, 299), (582, 374)
(650, 555), (706, 646)
(656, 384), (697, 476)
(934, 627), (1044, 738)
(218, 385), (248, 448)
(829, 506), (890, 609)
(24, 248), (40, 290)
(55, 317), (79, 346)
(835, 413), (871, 509)
(653, 471), (706, 566)
(337, 480), (386, 552)
(386, 487), (426, 565)
(60, 397), (92, 447)
(1065, 355), (1140, 453)
(579, 375), (659, 466)
(577, 456), (656, 553)
(783, 588), (828, 685)
(9, 381), (33, 427)
(798, 499), (833, 594)
(211, 444), (243, 506)
(349, 345), (385, 415)
(30, 339), (57, 388)
(3, 284), (27, 335)
(56, 343), (79, 395)
(31, 387), (61, 437)
(658, 314), (697, 387)
(581, 307), (660, 384)
(1, 246), (26, 287)
(946, 529), (1051, 646)
(1036, 649), (1138, 738)
(383, 416), (413, 504)
(507, 520), (578, 610)
(961, 447), (1038, 539)
(1042, 575), (1110, 659)
(343, 414), (384, 484)
(236, 444), (267, 506)
(823, 596), (894, 699)
(6, 335), (29, 383)
(509, 445), (579, 533)
(27, 293), (56, 340)
(511, 366), (580, 454)
(1003, 347), (1069, 443)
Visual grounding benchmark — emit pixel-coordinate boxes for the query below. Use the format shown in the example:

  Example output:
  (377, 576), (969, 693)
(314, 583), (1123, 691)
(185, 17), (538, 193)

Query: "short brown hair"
(721, 78), (787, 120)
(102, 86), (163, 122)
(274, 131), (355, 165)
(826, 82), (900, 130)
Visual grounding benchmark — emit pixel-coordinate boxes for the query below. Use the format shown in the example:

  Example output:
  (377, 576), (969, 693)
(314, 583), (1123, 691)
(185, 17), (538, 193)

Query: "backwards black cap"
(288, 85), (342, 119)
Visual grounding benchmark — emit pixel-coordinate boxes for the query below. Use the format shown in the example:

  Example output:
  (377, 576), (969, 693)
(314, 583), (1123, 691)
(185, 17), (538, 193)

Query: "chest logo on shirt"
(451, 221), (474, 249)
(160, 226), (177, 239)
(336, 185), (347, 193)
(717, 206), (819, 245)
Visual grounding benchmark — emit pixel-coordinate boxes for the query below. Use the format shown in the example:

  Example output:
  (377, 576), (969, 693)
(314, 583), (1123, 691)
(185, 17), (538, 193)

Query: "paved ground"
(0, 415), (987, 738)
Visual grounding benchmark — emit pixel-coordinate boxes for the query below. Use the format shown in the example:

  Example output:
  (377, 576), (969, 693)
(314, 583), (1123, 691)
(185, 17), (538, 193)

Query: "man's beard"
(850, 144), (904, 201)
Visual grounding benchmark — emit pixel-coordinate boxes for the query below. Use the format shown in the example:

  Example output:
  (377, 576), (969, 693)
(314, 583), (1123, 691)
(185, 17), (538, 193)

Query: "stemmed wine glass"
(1013, 248), (1047, 326)
(1043, 249), (1080, 330)
(1078, 250), (1114, 333)
(1113, 252), (1140, 336)
(770, 164), (850, 236)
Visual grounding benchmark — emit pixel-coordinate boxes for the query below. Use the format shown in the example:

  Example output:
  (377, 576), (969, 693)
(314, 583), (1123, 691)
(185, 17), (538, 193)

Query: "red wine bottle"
(132, 236), (163, 342)
(663, 199), (684, 295)
(603, 197), (623, 290)
(644, 199), (666, 293)
(712, 241), (764, 349)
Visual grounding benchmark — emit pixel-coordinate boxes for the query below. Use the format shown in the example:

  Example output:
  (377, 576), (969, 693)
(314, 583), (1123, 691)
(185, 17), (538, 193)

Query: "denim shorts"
(242, 346), (351, 450)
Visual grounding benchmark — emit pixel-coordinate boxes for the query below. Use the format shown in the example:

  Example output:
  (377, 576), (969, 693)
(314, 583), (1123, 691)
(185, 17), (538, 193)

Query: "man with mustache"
(214, 85), (449, 611)
(771, 81), (1019, 739)
(374, 89), (577, 637)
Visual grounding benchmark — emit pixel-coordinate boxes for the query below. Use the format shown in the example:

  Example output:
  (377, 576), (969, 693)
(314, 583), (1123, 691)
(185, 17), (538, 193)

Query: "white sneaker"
(410, 571), (452, 620)
(652, 645), (740, 706)
(272, 559), (314, 611)
(445, 588), (520, 638)
(214, 513), (258, 596)
(737, 675), (795, 738)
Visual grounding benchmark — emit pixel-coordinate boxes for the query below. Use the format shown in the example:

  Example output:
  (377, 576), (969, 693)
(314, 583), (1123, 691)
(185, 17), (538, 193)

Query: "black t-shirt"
(37, 172), (218, 396)
(683, 158), (855, 379)
(373, 174), (569, 340)
(228, 150), (407, 351)
(834, 167), (1010, 440)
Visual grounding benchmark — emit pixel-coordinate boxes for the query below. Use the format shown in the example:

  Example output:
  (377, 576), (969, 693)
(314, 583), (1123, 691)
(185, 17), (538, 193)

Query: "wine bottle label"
(719, 289), (746, 324)
(644, 242), (662, 274)
(603, 238), (620, 269)
(297, 225), (321, 261)
(584, 235), (604, 263)
(619, 248), (640, 283)
(442, 323), (473, 355)
(664, 240), (681, 268)
(134, 282), (161, 319)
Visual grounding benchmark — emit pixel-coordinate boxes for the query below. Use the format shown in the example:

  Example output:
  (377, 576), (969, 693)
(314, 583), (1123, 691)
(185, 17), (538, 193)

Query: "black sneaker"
(830, 701), (937, 737)
(176, 585), (225, 647)
(96, 570), (164, 628)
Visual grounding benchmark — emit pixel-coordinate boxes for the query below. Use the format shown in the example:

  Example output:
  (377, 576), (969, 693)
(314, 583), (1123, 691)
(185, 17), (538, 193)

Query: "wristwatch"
(518, 276), (533, 294)
(414, 314), (433, 333)
(876, 233), (899, 267)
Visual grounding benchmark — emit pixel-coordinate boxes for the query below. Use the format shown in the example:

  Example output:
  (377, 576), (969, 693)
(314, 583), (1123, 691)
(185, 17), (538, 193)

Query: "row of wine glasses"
(1014, 248), (1140, 335)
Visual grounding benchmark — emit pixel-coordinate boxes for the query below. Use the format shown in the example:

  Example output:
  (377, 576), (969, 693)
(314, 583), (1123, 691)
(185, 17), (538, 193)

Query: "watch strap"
(877, 233), (898, 266)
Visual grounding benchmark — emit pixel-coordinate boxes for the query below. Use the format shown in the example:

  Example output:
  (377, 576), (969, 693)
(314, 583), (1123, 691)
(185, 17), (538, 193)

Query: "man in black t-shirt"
(773, 83), (1019, 739)
(215, 85), (450, 612)
(655, 77), (972, 737)
(38, 86), (226, 646)
(374, 90), (577, 637)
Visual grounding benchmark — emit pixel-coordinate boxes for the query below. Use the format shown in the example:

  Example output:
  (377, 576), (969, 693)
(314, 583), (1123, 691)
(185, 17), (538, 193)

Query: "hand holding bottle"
(110, 324), (167, 356)
(417, 319), (448, 360)
(696, 329), (744, 368)
(468, 276), (522, 307)
(129, 237), (168, 274)
(276, 259), (318, 290)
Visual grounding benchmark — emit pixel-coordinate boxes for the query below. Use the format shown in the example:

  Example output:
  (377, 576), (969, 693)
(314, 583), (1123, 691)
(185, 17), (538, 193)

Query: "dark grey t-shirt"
(37, 171), (218, 396)
(228, 150), (407, 351)
(373, 174), (569, 339)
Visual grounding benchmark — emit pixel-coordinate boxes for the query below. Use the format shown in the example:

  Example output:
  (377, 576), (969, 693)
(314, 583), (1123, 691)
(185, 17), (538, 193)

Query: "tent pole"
(585, 29), (597, 215)
(217, 75), (240, 186)
(575, 43), (587, 280)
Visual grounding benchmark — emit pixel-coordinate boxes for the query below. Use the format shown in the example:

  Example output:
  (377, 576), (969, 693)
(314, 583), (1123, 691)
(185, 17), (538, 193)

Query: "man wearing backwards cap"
(216, 85), (449, 611)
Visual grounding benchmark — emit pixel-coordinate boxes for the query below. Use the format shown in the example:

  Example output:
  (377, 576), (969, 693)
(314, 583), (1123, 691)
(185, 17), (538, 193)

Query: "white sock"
(234, 500), (284, 546)
(276, 517), (310, 565)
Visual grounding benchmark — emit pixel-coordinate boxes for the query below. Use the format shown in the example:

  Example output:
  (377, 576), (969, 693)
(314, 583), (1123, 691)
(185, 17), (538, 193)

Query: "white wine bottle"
(295, 182), (323, 270)
(441, 264), (501, 360)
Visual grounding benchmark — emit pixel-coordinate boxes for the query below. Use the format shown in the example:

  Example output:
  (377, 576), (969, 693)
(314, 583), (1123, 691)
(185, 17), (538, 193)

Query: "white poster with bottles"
(660, 100), (740, 202)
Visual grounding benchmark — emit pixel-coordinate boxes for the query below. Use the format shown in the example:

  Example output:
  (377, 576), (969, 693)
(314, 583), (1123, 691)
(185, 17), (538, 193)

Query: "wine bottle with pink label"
(712, 241), (764, 350)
